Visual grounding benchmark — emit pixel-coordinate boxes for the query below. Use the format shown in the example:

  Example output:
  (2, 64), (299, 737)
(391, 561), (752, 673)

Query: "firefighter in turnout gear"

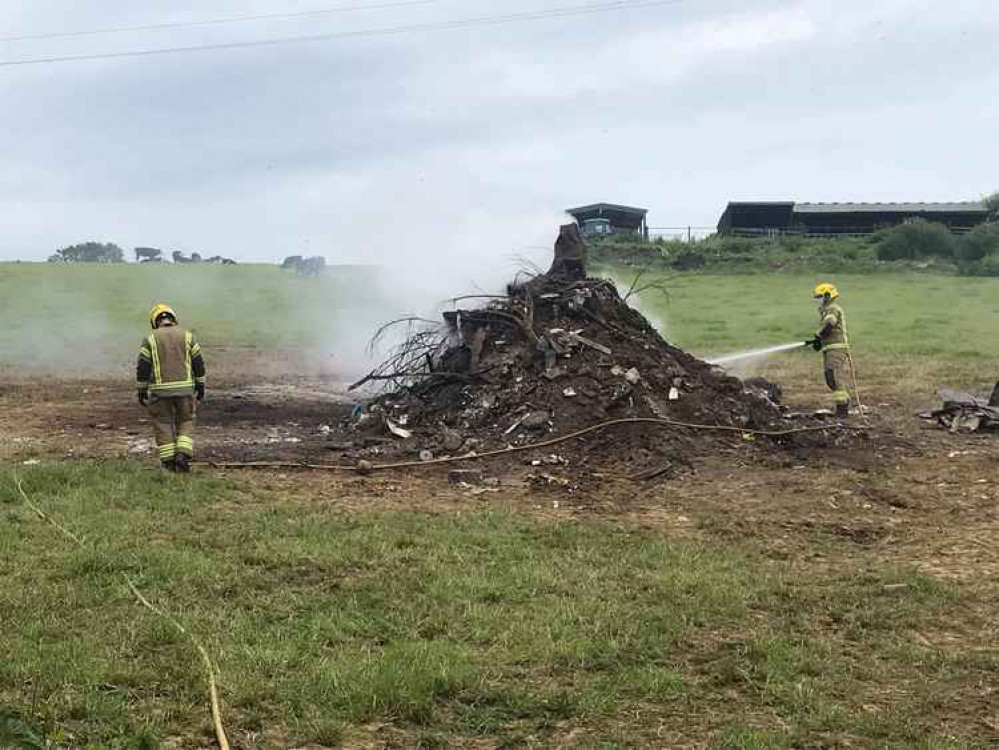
(137, 304), (206, 472)
(807, 283), (851, 418)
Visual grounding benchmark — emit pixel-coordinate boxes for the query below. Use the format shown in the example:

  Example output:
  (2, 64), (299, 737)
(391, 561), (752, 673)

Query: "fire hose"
(14, 478), (230, 750)
(206, 416), (864, 473)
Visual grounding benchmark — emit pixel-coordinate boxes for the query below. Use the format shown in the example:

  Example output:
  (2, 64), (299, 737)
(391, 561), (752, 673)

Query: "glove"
(806, 336), (822, 352)
(195, 382), (205, 402)
(137, 389), (149, 406)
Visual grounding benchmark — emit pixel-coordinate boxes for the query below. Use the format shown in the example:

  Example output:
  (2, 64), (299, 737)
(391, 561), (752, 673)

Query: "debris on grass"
(919, 389), (999, 433)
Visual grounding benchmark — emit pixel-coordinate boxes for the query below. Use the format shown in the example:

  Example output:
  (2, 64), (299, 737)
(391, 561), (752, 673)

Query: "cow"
(282, 255), (325, 277)
(135, 247), (163, 263)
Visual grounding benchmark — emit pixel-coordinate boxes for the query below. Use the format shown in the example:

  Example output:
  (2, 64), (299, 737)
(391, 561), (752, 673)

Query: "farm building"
(717, 201), (990, 236)
(566, 203), (649, 239)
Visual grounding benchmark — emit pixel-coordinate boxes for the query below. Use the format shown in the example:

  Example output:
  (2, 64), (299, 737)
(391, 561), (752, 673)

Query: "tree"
(984, 192), (999, 220)
(47, 241), (125, 263)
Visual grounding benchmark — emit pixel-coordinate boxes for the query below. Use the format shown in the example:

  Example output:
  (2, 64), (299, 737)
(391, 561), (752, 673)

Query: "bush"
(47, 241), (125, 263)
(959, 252), (999, 277)
(957, 222), (999, 261)
(984, 191), (999, 220)
(874, 220), (958, 261)
(670, 249), (706, 270)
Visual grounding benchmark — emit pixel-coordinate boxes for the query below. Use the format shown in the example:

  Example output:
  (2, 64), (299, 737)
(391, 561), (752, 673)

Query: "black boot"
(161, 459), (176, 471)
(836, 403), (850, 419)
(174, 453), (191, 474)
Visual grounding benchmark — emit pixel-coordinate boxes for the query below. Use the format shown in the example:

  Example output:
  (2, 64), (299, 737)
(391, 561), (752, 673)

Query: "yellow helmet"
(813, 283), (839, 300)
(149, 303), (177, 328)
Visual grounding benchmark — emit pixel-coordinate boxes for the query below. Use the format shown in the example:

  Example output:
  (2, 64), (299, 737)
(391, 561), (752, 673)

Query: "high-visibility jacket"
(136, 324), (206, 396)
(817, 302), (849, 352)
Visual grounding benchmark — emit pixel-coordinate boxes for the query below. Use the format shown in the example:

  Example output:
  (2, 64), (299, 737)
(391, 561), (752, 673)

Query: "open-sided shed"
(566, 203), (649, 238)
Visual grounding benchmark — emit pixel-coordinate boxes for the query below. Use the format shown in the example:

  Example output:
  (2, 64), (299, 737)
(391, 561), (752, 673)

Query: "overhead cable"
(0, 0), (681, 69)
(0, 0), (439, 44)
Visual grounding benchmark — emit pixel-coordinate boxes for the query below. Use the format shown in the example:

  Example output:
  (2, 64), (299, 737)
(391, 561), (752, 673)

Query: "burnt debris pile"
(348, 225), (820, 473)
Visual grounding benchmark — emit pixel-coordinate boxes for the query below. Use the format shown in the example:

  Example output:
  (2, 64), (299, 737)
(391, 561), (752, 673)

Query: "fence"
(726, 224), (981, 238)
(647, 226), (716, 243)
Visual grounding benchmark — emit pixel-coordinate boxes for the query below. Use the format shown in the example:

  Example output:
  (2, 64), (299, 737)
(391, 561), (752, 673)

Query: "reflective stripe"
(176, 436), (194, 456)
(832, 389), (851, 405)
(158, 444), (176, 457)
(184, 332), (194, 384)
(138, 347), (151, 359)
(148, 335), (163, 384)
(822, 343), (850, 352)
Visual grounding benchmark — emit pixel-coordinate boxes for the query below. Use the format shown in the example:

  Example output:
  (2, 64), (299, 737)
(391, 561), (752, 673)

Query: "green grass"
(0, 262), (381, 368)
(5, 262), (999, 371)
(1, 463), (993, 748)
(606, 272), (999, 363)
(3, 263), (999, 746)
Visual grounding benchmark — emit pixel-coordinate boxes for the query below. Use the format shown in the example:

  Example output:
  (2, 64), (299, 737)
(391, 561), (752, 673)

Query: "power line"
(0, 0), (440, 44)
(0, 0), (681, 69)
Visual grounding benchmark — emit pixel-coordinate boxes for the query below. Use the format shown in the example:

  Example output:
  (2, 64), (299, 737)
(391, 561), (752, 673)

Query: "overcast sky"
(1, 0), (996, 269)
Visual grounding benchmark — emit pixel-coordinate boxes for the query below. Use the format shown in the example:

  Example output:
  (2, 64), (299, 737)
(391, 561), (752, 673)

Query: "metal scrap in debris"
(385, 418), (413, 440)
(568, 332), (612, 355)
(918, 389), (999, 433)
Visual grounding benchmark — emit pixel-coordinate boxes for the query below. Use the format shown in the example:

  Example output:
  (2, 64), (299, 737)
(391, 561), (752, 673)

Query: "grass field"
(1, 465), (991, 750)
(3, 263), (998, 366)
(614, 272), (999, 363)
(613, 271), (999, 402)
(2, 263), (998, 748)
(0, 263), (382, 372)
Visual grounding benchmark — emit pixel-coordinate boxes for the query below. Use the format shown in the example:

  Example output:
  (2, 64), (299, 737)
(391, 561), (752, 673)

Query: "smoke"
(313, 256), (561, 380)
(607, 274), (670, 338)
(3, 142), (579, 385)
(0, 264), (123, 377)
(0, 206), (563, 383)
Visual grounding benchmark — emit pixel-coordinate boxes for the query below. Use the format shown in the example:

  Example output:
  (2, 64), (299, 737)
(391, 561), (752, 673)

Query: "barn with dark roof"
(717, 201), (989, 236)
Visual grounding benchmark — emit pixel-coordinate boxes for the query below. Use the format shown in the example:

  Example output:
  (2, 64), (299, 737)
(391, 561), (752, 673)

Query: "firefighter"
(137, 304), (206, 472)
(807, 283), (851, 418)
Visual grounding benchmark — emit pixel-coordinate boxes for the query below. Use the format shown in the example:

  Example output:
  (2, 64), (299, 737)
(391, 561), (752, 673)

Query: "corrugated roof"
(566, 202), (648, 216)
(794, 202), (987, 214)
(726, 201), (794, 207)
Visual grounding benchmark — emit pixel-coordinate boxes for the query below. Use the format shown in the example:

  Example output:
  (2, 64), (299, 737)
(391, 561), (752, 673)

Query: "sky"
(1, 0), (996, 272)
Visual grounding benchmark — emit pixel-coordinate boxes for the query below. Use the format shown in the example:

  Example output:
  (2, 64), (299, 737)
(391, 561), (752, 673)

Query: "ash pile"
(348, 225), (830, 477)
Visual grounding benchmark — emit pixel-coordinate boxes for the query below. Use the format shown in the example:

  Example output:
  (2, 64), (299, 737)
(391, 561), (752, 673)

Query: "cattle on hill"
(135, 247), (163, 262)
(281, 255), (325, 277)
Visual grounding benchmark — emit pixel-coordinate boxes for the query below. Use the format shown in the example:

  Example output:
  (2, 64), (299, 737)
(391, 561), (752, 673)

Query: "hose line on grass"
(846, 351), (865, 412)
(14, 477), (231, 750)
(206, 416), (864, 473)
